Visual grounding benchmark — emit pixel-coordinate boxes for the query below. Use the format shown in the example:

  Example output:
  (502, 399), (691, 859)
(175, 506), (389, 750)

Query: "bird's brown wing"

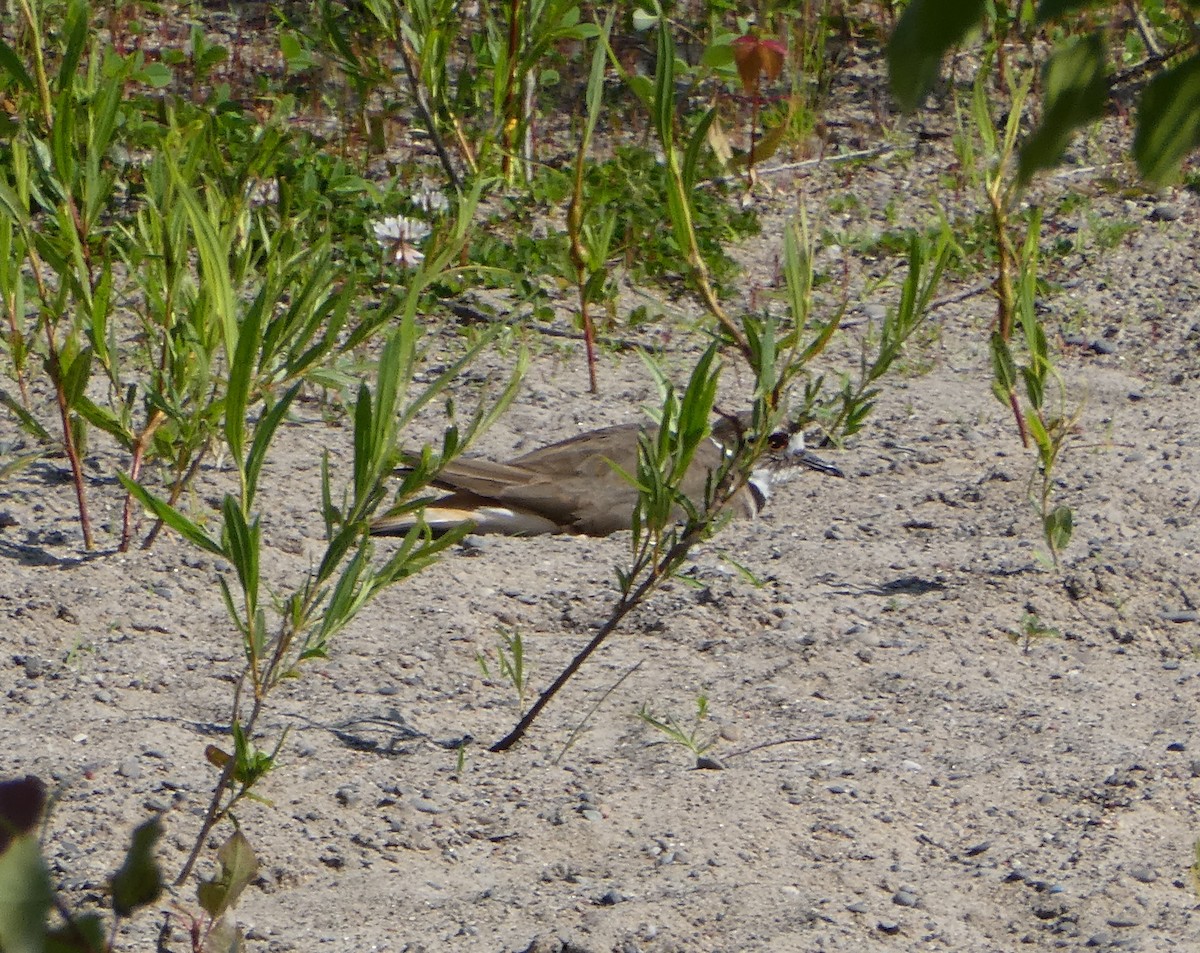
(507, 424), (730, 533)
(380, 422), (735, 537)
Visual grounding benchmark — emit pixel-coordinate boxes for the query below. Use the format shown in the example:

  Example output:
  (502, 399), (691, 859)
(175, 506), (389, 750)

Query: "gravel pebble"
(892, 889), (919, 908)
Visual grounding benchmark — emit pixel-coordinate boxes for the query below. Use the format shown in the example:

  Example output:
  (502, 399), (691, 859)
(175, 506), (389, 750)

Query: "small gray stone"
(1127, 865), (1157, 883)
(118, 758), (142, 779)
(877, 921), (901, 935)
(892, 889), (919, 908)
(1106, 914), (1141, 928)
(336, 786), (363, 807)
(21, 656), (47, 678)
(846, 901), (868, 914)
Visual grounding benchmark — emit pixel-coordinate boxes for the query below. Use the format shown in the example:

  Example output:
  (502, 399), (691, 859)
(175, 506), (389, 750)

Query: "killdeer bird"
(370, 413), (843, 538)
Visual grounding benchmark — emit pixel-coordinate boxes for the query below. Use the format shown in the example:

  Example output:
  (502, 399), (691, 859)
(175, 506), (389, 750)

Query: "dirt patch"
(4, 42), (1200, 953)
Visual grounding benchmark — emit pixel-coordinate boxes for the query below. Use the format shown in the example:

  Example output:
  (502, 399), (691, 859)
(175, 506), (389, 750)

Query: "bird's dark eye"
(767, 431), (789, 450)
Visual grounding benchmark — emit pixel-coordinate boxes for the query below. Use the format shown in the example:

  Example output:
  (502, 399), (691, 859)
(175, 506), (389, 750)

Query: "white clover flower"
(372, 215), (430, 269)
(413, 179), (450, 215)
(372, 215), (431, 243)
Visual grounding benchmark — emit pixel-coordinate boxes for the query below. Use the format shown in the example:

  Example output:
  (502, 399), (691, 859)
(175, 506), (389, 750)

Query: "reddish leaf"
(0, 776), (46, 854)
(732, 35), (788, 93)
(759, 39), (786, 82)
(732, 34), (762, 93)
(205, 745), (232, 769)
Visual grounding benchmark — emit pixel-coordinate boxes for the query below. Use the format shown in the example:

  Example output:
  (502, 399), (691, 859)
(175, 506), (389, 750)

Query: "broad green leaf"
(280, 32), (317, 74)
(197, 831), (258, 919)
(1018, 34), (1107, 184)
(45, 912), (106, 952)
(133, 61), (172, 87)
(887, 0), (987, 112)
(200, 915), (246, 953)
(631, 8), (657, 31)
(110, 818), (163, 917)
(1134, 53), (1200, 184)
(1044, 505), (1073, 552)
(0, 837), (51, 953)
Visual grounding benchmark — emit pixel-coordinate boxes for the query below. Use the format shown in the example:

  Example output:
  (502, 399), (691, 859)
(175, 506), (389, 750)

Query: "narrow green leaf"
(245, 385), (300, 509)
(582, 11), (614, 144)
(0, 181), (30, 227)
(89, 64), (128, 175)
(1025, 408), (1051, 458)
(170, 172), (237, 371)
(61, 347), (92, 410)
(50, 86), (77, 188)
(0, 390), (52, 442)
(223, 287), (264, 469)
(652, 4), (674, 147)
(990, 333), (1017, 396)
(682, 106), (718, 192)
(221, 496), (259, 615)
(73, 395), (130, 447)
(58, 0), (89, 94)
(352, 381), (373, 506)
(118, 475), (224, 556)
(0, 38), (34, 93)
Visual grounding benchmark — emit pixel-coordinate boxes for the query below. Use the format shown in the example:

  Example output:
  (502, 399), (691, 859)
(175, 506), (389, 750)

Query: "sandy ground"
(3, 58), (1200, 953)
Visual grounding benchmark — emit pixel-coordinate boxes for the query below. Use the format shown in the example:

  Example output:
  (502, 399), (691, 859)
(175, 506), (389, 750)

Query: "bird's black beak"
(797, 450), (844, 478)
